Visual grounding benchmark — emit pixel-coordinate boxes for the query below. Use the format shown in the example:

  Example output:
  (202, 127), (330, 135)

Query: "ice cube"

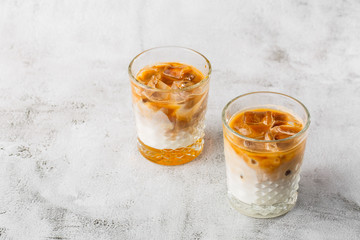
(183, 72), (196, 81)
(271, 111), (289, 127)
(243, 140), (264, 151)
(146, 72), (164, 87)
(175, 93), (207, 121)
(264, 132), (279, 151)
(169, 81), (194, 102)
(163, 65), (186, 80)
(272, 111), (288, 121)
(146, 77), (171, 90)
(146, 78), (157, 88)
(170, 91), (186, 103)
(264, 132), (273, 141)
(149, 92), (170, 101)
(171, 80), (195, 89)
(265, 143), (278, 152)
(234, 126), (251, 136)
(156, 79), (171, 90)
(163, 65), (193, 80)
(242, 111), (272, 139)
(243, 111), (263, 125)
(143, 78), (171, 101)
(136, 68), (161, 84)
(264, 111), (274, 126)
(272, 120), (289, 127)
(243, 111), (273, 126)
(270, 125), (300, 140)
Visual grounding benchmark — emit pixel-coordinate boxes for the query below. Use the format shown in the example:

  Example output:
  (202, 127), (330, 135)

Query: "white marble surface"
(0, 0), (360, 239)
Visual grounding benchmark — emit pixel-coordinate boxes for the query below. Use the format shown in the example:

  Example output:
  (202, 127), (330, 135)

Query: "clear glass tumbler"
(129, 47), (211, 165)
(222, 92), (310, 218)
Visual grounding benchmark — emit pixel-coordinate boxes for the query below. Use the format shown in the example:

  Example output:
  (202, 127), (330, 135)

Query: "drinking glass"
(129, 47), (211, 165)
(222, 92), (310, 218)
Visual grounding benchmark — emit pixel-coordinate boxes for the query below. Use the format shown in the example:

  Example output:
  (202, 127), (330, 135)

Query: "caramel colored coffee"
(225, 108), (305, 173)
(136, 62), (204, 89)
(229, 109), (303, 141)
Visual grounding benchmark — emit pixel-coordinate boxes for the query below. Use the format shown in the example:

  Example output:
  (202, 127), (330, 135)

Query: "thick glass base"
(228, 192), (298, 218)
(137, 138), (204, 166)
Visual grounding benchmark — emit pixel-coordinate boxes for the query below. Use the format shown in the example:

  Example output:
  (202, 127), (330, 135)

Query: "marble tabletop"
(0, 0), (359, 239)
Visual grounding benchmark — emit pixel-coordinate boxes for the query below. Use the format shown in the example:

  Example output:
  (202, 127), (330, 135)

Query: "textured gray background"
(0, 0), (360, 239)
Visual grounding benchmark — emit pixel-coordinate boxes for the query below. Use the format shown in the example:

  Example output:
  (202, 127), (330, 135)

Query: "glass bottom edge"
(228, 192), (298, 219)
(137, 138), (204, 166)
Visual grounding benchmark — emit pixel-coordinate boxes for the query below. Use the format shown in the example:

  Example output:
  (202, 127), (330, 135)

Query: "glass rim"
(128, 46), (212, 93)
(222, 91), (311, 143)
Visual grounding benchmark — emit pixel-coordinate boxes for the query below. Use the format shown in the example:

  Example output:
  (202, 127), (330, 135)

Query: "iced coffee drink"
(129, 47), (211, 165)
(222, 92), (310, 218)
